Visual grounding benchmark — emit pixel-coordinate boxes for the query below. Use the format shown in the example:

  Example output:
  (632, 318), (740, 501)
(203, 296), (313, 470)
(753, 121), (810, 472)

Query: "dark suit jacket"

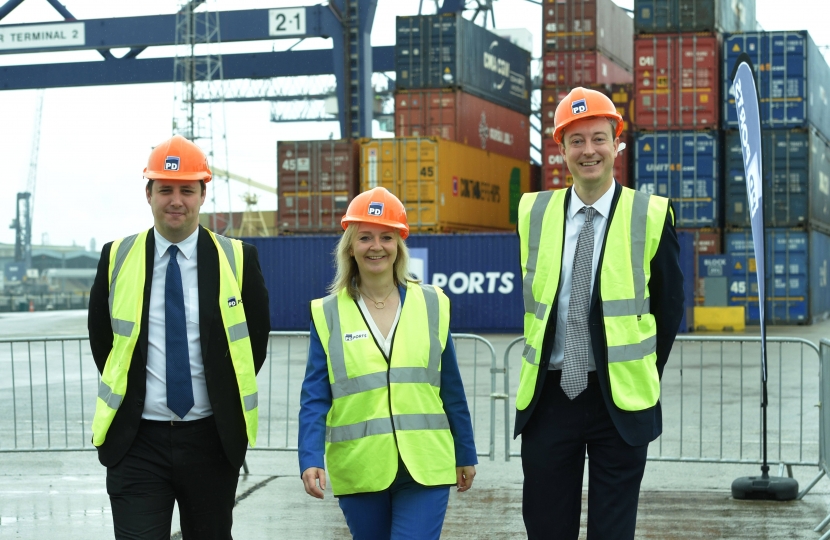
(88, 225), (271, 469)
(514, 183), (685, 447)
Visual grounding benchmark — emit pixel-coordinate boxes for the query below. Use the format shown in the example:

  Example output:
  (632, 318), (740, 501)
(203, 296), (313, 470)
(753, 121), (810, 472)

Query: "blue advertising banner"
(731, 53), (767, 382)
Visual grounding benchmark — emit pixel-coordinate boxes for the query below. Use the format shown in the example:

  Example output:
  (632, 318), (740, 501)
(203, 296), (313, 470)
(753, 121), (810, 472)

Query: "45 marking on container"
(0, 22), (84, 51)
(269, 8), (306, 37)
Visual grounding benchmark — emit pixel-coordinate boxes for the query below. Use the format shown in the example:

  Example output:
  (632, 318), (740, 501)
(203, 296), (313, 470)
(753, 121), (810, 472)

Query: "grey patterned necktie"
(561, 206), (596, 400)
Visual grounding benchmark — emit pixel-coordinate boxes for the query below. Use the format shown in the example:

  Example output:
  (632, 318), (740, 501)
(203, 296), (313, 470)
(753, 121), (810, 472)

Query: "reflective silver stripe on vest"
(108, 233), (139, 338)
(630, 191), (651, 316)
(228, 322), (250, 342)
(326, 413), (450, 443)
(602, 297), (651, 317)
(214, 234), (238, 281)
(523, 191), (553, 321)
(98, 380), (123, 410)
(522, 342), (538, 366)
(323, 288), (443, 400)
(607, 334), (657, 363)
(243, 392), (258, 411)
(421, 284), (441, 372)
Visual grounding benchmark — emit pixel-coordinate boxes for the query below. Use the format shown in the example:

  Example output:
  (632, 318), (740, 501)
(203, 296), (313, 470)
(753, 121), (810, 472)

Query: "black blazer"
(514, 183), (685, 447)
(88, 226), (271, 469)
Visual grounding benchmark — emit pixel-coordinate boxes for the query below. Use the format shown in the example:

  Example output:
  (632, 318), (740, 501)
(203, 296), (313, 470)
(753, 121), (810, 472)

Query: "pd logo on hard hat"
(571, 99), (588, 115)
(165, 156), (181, 171)
(368, 202), (384, 216)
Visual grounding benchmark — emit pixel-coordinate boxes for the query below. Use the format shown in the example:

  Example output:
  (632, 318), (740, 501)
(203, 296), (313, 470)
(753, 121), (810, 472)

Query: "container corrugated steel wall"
(634, 0), (756, 34)
(542, 51), (633, 89)
(395, 14), (531, 115)
(246, 233), (524, 333)
(541, 83), (635, 135)
(359, 137), (530, 232)
(634, 33), (720, 129)
(393, 89), (530, 161)
(676, 230), (696, 332)
(634, 131), (720, 227)
(723, 31), (830, 134)
(723, 128), (830, 230)
(543, 0), (634, 71)
(725, 228), (830, 324)
(542, 134), (631, 190)
(276, 140), (358, 234)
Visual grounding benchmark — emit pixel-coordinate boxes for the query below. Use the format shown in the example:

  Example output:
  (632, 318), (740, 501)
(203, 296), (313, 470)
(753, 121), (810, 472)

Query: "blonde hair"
(328, 224), (420, 299)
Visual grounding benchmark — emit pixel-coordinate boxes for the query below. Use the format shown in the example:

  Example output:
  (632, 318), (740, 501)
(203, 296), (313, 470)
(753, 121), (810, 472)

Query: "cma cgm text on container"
(543, 0), (634, 71)
(396, 13), (531, 115)
(359, 137), (529, 233)
(634, 0), (756, 34)
(723, 31), (830, 134)
(247, 234), (524, 333)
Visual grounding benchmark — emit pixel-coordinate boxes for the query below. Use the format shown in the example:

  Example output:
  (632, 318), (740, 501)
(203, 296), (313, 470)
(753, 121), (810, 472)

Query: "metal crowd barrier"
(501, 335), (822, 471)
(0, 332), (499, 461)
(810, 339), (830, 539)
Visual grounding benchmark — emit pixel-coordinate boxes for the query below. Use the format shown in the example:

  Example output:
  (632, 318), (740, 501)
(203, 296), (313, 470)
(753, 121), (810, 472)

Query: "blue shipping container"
(724, 229), (830, 324)
(724, 128), (830, 230)
(677, 231), (696, 333)
(723, 31), (830, 134)
(396, 13), (531, 115)
(634, 0), (756, 34)
(634, 131), (720, 228)
(248, 233), (524, 333)
(699, 254), (730, 278)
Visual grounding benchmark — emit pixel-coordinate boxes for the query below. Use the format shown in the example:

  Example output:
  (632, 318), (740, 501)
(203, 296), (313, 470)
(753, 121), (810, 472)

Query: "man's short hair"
(146, 179), (206, 195)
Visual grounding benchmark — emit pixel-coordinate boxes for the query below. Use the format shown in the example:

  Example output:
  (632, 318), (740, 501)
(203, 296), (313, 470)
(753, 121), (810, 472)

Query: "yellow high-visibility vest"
(91, 229), (259, 446)
(310, 283), (456, 496)
(516, 187), (671, 412)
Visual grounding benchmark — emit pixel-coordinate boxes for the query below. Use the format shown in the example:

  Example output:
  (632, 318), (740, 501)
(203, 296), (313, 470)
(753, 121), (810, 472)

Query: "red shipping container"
(542, 132), (631, 190)
(277, 140), (358, 233)
(634, 33), (720, 129)
(677, 228), (722, 255)
(543, 0), (634, 71)
(394, 89), (530, 161)
(542, 51), (633, 89)
(541, 83), (635, 136)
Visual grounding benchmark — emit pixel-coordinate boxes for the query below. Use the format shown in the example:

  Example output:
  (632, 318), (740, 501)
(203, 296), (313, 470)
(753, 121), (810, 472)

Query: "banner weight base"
(732, 474), (799, 501)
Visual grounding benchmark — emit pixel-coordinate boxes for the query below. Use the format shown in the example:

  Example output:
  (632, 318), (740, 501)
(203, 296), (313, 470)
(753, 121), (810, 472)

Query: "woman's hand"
(456, 465), (476, 492)
(302, 467), (327, 499)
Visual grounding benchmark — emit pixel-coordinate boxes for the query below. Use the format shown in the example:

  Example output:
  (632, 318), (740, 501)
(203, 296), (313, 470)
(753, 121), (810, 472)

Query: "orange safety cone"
(28, 299), (34, 312)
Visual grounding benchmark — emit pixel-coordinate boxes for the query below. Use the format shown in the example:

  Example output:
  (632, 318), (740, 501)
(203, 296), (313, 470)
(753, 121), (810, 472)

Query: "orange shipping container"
(394, 89), (530, 161)
(359, 137), (530, 232)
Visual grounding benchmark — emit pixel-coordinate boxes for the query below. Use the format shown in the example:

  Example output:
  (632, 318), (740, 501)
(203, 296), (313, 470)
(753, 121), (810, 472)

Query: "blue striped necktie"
(165, 245), (194, 418)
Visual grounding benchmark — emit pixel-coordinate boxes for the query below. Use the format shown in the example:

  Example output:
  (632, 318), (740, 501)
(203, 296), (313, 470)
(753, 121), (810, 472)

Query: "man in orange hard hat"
(514, 88), (685, 539)
(88, 135), (271, 539)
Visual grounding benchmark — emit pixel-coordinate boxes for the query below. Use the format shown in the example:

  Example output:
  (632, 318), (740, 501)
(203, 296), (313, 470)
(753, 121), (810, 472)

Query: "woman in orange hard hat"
(298, 187), (477, 539)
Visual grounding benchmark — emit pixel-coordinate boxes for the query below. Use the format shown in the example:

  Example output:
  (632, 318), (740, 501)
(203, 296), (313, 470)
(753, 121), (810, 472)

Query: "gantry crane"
(10, 90), (44, 275)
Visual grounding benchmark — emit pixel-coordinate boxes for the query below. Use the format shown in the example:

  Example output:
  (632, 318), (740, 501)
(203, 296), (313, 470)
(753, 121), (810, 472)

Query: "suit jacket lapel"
(197, 225), (218, 357)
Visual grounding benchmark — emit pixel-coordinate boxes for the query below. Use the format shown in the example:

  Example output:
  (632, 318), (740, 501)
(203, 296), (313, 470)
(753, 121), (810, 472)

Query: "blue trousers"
(337, 464), (451, 540)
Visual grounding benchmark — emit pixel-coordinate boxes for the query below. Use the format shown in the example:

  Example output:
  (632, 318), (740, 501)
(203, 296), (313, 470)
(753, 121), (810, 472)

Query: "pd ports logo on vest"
(227, 296), (239, 308)
(165, 156), (180, 171)
(571, 99), (587, 115)
(344, 331), (369, 342)
(368, 202), (384, 217)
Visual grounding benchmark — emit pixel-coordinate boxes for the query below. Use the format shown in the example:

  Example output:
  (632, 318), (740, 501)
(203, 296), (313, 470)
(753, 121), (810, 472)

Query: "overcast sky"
(0, 0), (825, 250)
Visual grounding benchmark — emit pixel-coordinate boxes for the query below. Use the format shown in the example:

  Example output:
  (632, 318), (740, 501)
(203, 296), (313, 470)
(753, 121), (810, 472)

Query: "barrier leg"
(242, 459), (250, 475)
(798, 469), (825, 500)
(820, 524), (830, 540)
(816, 512), (830, 533)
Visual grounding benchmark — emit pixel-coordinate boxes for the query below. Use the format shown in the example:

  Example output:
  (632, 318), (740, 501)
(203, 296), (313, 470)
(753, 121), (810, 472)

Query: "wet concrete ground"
(1, 310), (829, 538)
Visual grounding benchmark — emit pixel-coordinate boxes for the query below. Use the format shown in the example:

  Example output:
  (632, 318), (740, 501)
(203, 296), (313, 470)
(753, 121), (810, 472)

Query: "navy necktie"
(165, 245), (194, 418)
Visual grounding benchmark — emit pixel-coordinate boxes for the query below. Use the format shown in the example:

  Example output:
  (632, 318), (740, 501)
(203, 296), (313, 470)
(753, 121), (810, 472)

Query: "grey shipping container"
(723, 31), (830, 135)
(634, 0), (756, 34)
(542, 0), (634, 71)
(724, 128), (830, 231)
(396, 13), (531, 115)
(247, 233), (525, 333)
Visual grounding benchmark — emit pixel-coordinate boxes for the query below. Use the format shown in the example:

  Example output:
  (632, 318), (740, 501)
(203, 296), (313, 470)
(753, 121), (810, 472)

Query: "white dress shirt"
(357, 295), (402, 358)
(143, 227), (212, 420)
(549, 183), (615, 371)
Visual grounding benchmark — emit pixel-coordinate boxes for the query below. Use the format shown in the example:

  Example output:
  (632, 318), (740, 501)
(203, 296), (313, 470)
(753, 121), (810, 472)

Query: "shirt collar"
(568, 182), (615, 220)
(154, 226), (199, 260)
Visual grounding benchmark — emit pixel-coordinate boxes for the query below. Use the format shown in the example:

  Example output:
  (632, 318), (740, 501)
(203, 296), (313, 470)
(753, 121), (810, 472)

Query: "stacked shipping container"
(540, 0), (636, 190)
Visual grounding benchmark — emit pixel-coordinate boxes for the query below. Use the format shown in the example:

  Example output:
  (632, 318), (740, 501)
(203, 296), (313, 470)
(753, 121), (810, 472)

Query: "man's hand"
(456, 465), (476, 492)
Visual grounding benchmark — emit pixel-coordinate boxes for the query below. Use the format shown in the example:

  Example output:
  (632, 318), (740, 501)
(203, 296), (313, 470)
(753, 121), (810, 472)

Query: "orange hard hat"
(143, 134), (212, 182)
(341, 187), (410, 239)
(552, 87), (624, 144)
